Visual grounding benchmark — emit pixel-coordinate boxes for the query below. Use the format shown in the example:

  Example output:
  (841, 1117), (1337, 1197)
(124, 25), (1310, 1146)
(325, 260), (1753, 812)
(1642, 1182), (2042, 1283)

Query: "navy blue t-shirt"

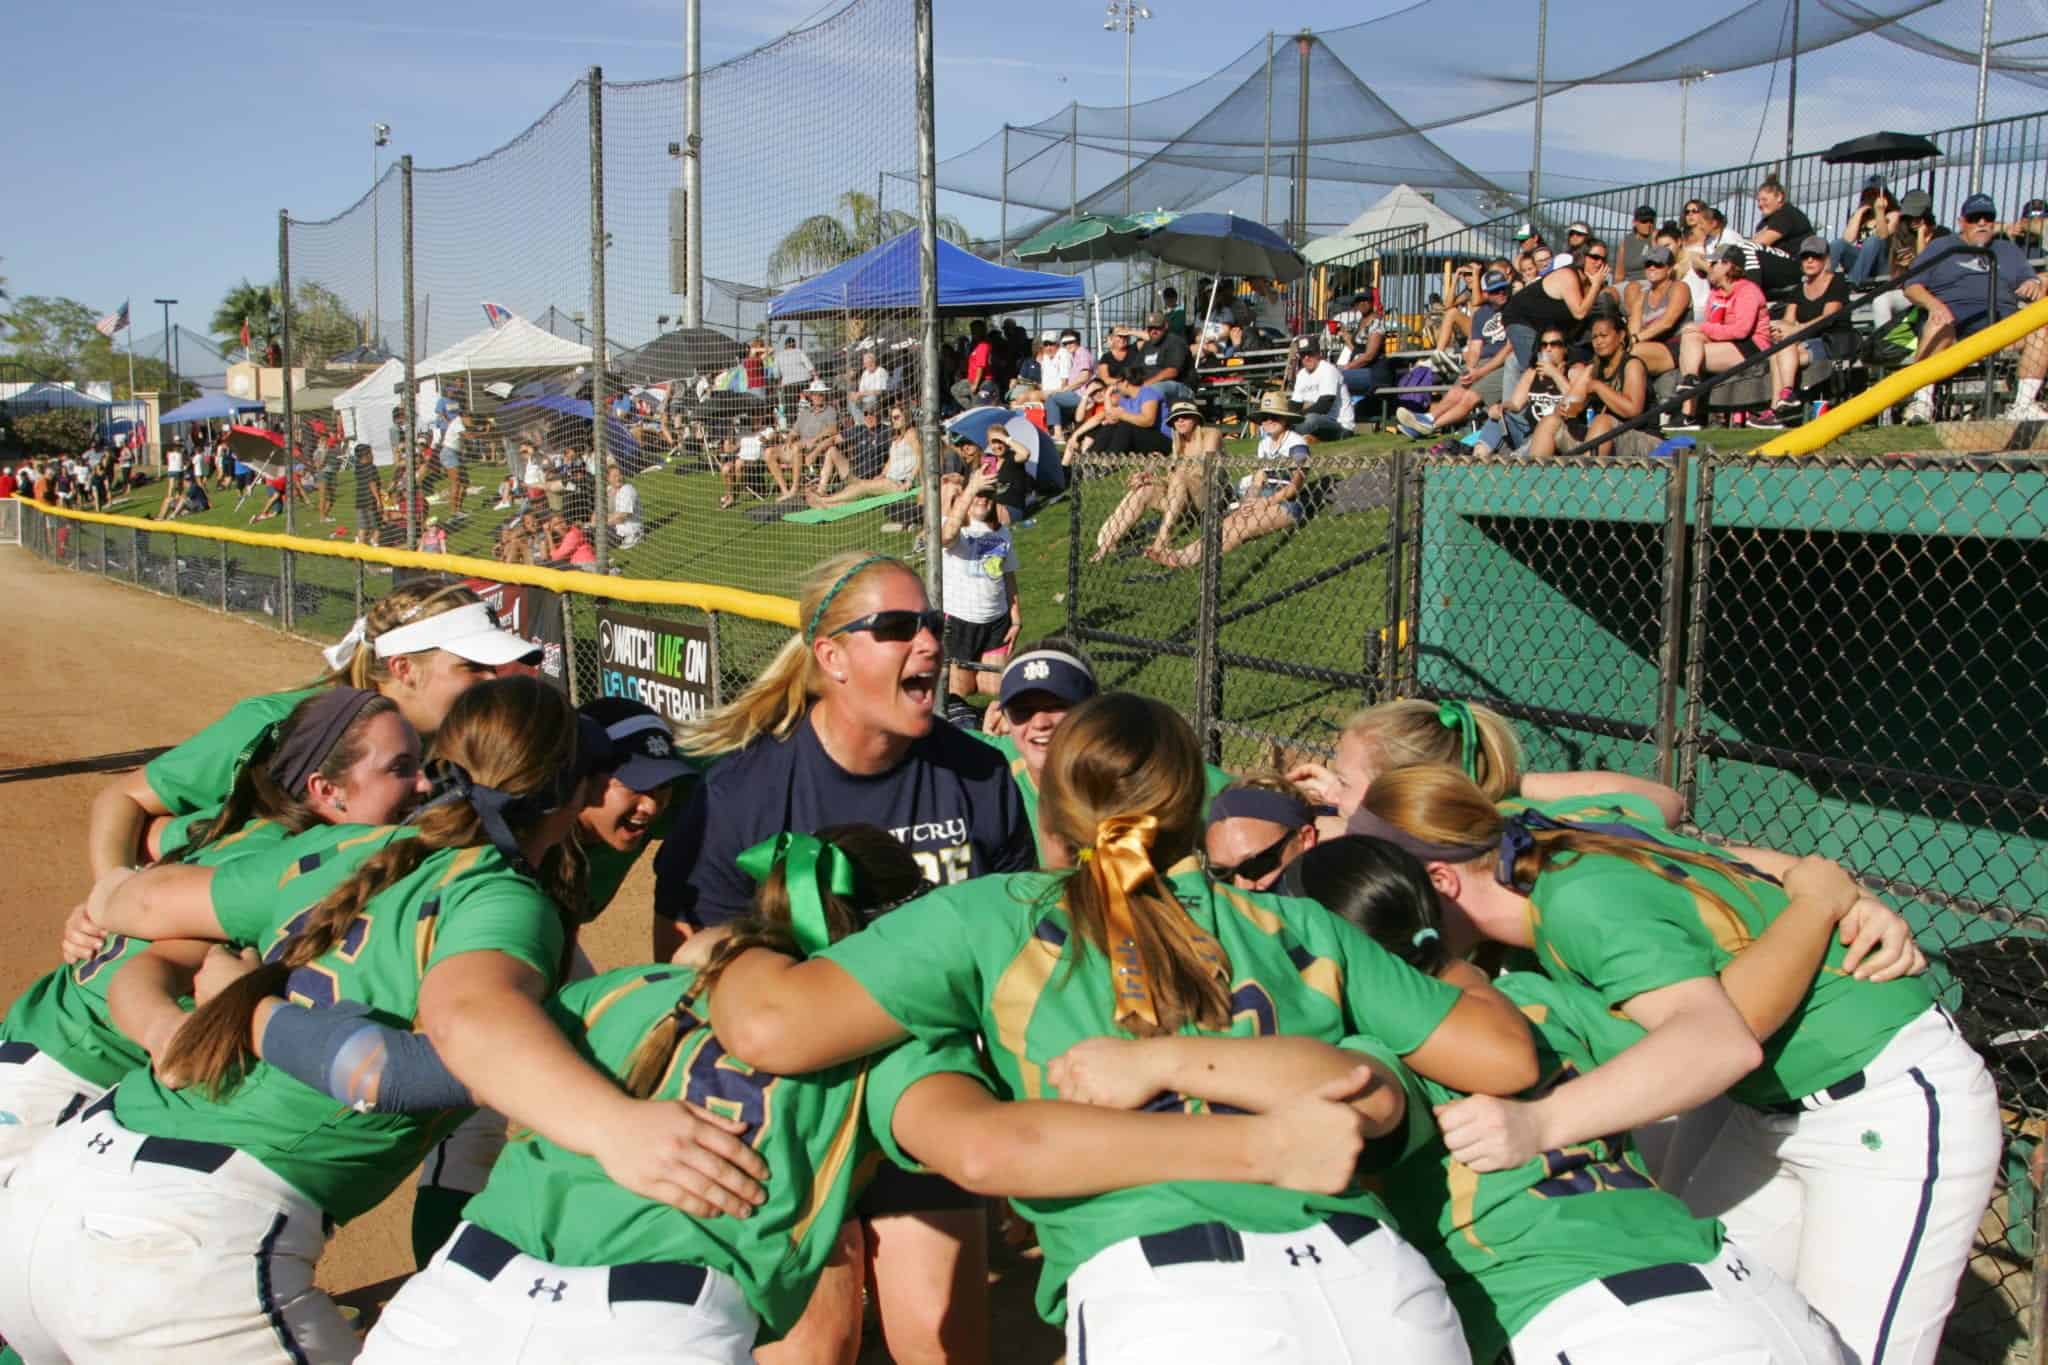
(1913, 234), (2035, 320)
(652, 712), (1035, 929)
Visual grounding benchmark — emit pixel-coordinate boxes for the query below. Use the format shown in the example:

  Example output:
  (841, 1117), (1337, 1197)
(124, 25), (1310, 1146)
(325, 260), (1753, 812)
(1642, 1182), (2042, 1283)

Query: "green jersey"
(970, 733), (1231, 837)
(114, 830), (569, 1223)
(463, 966), (984, 1339)
(0, 819), (293, 1088)
(820, 866), (1461, 1322)
(143, 686), (326, 816)
(1376, 973), (1721, 1361)
(1520, 792), (1932, 1106)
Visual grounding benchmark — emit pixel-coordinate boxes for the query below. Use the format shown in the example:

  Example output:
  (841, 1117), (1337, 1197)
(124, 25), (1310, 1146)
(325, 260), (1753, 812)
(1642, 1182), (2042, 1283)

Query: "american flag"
(93, 301), (130, 338)
(482, 301), (513, 327)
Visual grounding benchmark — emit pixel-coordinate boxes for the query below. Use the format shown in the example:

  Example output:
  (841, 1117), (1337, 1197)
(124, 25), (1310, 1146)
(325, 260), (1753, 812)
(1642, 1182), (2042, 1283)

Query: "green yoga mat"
(781, 490), (914, 524)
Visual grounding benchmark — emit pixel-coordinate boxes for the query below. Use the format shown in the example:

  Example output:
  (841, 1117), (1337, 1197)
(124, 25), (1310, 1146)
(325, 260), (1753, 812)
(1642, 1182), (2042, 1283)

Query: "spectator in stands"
(739, 337), (770, 395)
(1578, 237), (1622, 317)
(849, 344), (895, 413)
(1621, 204), (1659, 279)
(605, 464), (643, 548)
(777, 335), (814, 415)
(1043, 329), (1094, 438)
(1899, 192), (2048, 424)
(1337, 295), (1391, 415)
(1564, 220), (1592, 259)
(1763, 235), (1856, 424)
(1088, 400), (1217, 563)
(1061, 378), (1115, 457)
(542, 510), (596, 568)
(1868, 188), (1943, 340)
(1076, 373), (1170, 458)
(1464, 328), (1576, 457)
(939, 466), (1021, 701)
(1532, 313), (1653, 456)
(1289, 341), (1352, 441)
(1833, 177), (1894, 283)
(1751, 174), (1814, 250)
(791, 381), (846, 495)
(1147, 393), (1311, 569)
(1033, 333), (1069, 413)
(1397, 270), (1512, 438)
(949, 321), (997, 410)
(2009, 198), (2048, 254)
(1696, 204), (1731, 257)
(1136, 311), (1194, 404)
(809, 401), (922, 512)
(1162, 285), (1188, 338)
(1624, 244), (1691, 378)
(1671, 244), (1773, 430)
(1095, 327), (1140, 386)
(1499, 244), (1600, 446)
(843, 400), (893, 483)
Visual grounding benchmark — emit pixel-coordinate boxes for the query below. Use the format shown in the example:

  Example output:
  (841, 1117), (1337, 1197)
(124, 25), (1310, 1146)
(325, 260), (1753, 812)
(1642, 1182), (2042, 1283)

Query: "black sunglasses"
(1963, 212), (1997, 224)
(1584, 253), (1608, 262)
(1210, 827), (1300, 884)
(1540, 337), (1569, 348)
(831, 608), (944, 643)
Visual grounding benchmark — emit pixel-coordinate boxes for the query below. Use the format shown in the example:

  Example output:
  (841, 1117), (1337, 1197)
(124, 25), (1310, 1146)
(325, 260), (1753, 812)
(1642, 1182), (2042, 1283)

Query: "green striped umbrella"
(1013, 211), (1176, 264)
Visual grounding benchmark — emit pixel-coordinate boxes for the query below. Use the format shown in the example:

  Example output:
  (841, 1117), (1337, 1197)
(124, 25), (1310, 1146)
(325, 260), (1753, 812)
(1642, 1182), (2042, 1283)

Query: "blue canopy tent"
(159, 393), (267, 424)
(768, 230), (1084, 320)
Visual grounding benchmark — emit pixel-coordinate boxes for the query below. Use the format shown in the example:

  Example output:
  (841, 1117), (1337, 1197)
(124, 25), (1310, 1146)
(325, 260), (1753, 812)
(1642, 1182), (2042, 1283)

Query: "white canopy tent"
(1303, 184), (1472, 266)
(332, 358), (404, 468)
(415, 315), (592, 379)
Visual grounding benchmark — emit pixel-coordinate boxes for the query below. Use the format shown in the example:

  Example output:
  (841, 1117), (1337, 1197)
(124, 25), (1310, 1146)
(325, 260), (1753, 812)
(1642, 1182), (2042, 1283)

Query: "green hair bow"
(1437, 699), (1480, 782)
(734, 831), (861, 958)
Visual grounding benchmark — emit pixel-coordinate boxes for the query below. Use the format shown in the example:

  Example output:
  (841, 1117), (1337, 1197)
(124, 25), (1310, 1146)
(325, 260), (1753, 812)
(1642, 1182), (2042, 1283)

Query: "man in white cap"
(790, 379), (845, 495)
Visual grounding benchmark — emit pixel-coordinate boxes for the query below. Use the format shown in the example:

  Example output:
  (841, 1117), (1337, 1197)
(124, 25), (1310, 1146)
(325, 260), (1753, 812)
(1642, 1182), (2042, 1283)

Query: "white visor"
(373, 602), (540, 667)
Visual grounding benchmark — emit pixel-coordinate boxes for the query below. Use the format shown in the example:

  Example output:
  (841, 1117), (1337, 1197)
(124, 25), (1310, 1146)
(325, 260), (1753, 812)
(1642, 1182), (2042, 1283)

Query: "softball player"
(86, 578), (535, 877)
(1358, 769), (2001, 1365)
(0, 678), (762, 1365)
(362, 823), (1379, 1364)
(706, 692), (1548, 1363)
(0, 689), (425, 1186)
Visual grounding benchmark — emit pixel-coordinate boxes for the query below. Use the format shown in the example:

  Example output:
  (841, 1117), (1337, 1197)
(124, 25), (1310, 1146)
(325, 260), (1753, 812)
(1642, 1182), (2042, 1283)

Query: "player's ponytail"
(316, 579), (481, 690)
(178, 692), (403, 858)
(1358, 763), (1762, 929)
(1281, 835), (1451, 978)
(620, 823), (925, 1098)
(1337, 698), (1524, 801)
(1039, 693), (1230, 1037)
(678, 552), (912, 758)
(164, 677), (584, 1099)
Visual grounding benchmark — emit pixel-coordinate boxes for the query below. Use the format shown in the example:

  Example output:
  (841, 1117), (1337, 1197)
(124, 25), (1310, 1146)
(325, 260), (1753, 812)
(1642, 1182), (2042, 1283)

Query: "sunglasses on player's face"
(1210, 827), (1300, 884)
(830, 608), (944, 643)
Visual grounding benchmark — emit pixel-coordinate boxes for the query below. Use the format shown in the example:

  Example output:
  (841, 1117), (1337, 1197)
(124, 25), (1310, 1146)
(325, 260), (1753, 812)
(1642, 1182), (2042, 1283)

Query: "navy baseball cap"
(2023, 199), (2048, 217)
(580, 697), (694, 793)
(1960, 192), (1998, 218)
(998, 647), (1097, 710)
(1481, 271), (1512, 293)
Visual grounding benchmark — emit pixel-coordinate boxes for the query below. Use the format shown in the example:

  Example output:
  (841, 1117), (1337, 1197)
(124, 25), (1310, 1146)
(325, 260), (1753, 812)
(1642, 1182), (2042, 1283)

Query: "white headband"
(374, 602), (495, 658)
(322, 617), (369, 671)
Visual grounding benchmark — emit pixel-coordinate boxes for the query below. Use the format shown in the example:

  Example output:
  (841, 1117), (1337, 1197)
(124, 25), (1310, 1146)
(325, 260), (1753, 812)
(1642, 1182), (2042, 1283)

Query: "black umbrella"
(615, 327), (746, 384)
(1821, 132), (1943, 165)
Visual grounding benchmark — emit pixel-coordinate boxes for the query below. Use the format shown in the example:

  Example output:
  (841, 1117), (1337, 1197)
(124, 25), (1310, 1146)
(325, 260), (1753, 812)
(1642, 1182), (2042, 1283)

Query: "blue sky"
(4, 0), (2037, 350)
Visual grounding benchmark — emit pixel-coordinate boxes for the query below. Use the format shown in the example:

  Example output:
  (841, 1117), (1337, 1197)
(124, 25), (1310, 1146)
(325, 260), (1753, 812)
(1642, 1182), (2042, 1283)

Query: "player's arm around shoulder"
(82, 862), (228, 945)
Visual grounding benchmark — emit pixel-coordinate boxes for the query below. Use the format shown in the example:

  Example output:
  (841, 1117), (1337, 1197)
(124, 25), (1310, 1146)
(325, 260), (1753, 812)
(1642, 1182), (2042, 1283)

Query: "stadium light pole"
(371, 122), (390, 347)
(154, 299), (178, 408)
(1529, 0), (1547, 214)
(1104, 1), (1152, 217)
(682, 0), (704, 330)
(1969, 0), (1995, 185)
(1678, 68), (1714, 180)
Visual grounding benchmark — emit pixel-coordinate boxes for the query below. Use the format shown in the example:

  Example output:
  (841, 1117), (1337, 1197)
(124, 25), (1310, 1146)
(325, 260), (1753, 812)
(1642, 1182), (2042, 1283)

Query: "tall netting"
(282, 0), (923, 642)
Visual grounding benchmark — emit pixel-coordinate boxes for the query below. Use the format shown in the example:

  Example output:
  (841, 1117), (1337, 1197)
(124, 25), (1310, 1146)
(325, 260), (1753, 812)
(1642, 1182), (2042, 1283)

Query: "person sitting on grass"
(1089, 400), (1218, 563)
(248, 459), (305, 525)
(1080, 374), (1172, 458)
(1528, 312), (1652, 457)
(166, 469), (211, 519)
(940, 468), (1022, 704)
(542, 511), (596, 569)
(494, 510), (538, 565)
(1146, 393), (1310, 569)
(807, 402), (922, 512)
(1059, 378), (1115, 458)
(1398, 270), (1513, 439)
(763, 426), (808, 501)
(1289, 342), (1353, 442)
(604, 464), (643, 549)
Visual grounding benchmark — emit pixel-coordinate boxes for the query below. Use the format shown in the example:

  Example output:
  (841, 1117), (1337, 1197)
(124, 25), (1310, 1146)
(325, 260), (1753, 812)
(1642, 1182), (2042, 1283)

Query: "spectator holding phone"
(940, 468), (1022, 702)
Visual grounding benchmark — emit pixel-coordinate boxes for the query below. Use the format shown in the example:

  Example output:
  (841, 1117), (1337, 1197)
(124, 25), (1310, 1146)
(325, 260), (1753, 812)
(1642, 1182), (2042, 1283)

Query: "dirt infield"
(0, 550), (1062, 1361)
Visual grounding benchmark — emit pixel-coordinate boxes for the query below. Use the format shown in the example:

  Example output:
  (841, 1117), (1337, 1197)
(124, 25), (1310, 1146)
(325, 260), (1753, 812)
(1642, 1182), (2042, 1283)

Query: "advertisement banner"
(461, 575), (567, 686)
(595, 608), (714, 723)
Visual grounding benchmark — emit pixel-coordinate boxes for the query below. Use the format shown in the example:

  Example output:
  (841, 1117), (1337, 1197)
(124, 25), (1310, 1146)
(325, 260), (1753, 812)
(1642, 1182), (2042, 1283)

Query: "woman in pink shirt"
(543, 512), (597, 567)
(1672, 245), (1772, 429)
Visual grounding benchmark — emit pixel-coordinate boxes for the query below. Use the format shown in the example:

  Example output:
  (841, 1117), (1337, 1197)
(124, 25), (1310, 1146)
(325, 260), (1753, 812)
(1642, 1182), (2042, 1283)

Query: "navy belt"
(449, 1222), (709, 1308)
(1602, 1261), (1712, 1305)
(74, 1092), (236, 1173)
(1138, 1212), (1381, 1269)
(0, 1041), (40, 1065)
(1759, 1069), (1868, 1116)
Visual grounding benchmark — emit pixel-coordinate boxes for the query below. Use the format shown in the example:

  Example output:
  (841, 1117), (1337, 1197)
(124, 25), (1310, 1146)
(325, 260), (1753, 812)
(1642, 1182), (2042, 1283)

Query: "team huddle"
(0, 552), (2004, 1364)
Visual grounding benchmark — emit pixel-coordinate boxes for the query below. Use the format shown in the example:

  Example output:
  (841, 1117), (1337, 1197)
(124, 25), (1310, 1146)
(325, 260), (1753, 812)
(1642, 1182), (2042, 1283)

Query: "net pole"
(401, 155), (417, 551)
(588, 68), (610, 576)
(915, 0), (944, 622)
(1531, 0), (1547, 211)
(1293, 32), (1311, 246)
(683, 0), (704, 331)
(1971, 0), (1995, 184)
(278, 210), (296, 632)
(1784, 0), (1800, 169)
(1000, 124), (1010, 263)
(1070, 102), (1080, 224)
(1261, 31), (1274, 226)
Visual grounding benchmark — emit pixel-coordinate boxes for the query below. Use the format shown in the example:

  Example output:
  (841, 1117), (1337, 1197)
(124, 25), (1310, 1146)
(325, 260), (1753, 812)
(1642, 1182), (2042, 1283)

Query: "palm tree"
(210, 279), (281, 360)
(766, 191), (972, 283)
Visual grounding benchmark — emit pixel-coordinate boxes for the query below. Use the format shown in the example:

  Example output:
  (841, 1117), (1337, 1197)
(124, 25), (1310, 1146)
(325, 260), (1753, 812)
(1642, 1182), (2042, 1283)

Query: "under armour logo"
(1726, 1258), (1751, 1281)
(1284, 1245), (1321, 1267)
(1022, 660), (1050, 681)
(528, 1279), (567, 1302)
(85, 1134), (114, 1154)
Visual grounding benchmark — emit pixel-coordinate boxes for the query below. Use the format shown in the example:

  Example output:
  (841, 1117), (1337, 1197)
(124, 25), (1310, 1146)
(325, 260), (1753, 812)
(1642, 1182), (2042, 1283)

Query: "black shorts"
(944, 614), (1008, 665)
(853, 1163), (983, 1219)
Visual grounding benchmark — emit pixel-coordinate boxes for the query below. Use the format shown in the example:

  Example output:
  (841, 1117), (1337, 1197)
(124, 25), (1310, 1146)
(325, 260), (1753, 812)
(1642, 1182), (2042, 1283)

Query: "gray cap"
(1796, 234), (1830, 258)
(1643, 244), (1675, 266)
(1899, 188), (1934, 219)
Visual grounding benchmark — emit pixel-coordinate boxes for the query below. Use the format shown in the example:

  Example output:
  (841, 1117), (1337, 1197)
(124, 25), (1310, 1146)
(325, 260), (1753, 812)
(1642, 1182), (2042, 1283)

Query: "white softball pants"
(0, 1043), (104, 1187)
(0, 1101), (356, 1364)
(1673, 1007), (2002, 1365)
(1062, 1214), (1470, 1364)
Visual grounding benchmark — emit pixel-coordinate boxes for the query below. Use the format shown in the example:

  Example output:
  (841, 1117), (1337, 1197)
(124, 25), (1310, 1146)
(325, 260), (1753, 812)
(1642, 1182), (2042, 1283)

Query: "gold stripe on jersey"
(1215, 882), (1282, 936)
(1296, 954), (1342, 1008)
(789, 1066), (871, 1247)
(1445, 1159), (1494, 1254)
(413, 898), (442, 975)
(437, 846), (486, 887)
(581, 973), (677, 1033)
(209, 817), (276, 853)
(336, 825), (399, 856)
(991, 930), (1062, 1099)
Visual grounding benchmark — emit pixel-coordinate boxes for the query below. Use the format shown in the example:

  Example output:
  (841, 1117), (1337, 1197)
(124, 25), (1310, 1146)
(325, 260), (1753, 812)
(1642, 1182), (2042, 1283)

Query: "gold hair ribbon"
(1089, 814), (1228, 1034)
